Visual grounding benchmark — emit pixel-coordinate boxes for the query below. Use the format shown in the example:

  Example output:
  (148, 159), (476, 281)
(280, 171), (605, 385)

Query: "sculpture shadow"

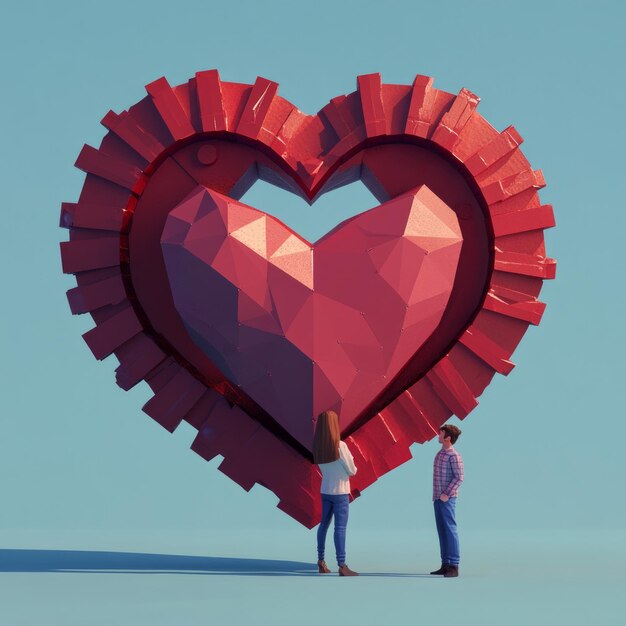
(0, 549), (318, 577)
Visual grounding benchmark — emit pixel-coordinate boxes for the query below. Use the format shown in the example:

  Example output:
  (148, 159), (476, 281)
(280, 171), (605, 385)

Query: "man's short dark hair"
(439, 424), (462, 444)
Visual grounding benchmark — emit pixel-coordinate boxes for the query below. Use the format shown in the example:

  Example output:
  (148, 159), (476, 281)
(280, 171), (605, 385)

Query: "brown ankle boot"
(443, 565), (459, 578)
(430, 564), (448, 575)
(318, 560), (331, 574)
(338, 564), (359, 576)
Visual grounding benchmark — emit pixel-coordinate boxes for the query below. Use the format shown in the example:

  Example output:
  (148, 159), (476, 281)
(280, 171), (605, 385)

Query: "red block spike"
(190, 396), (241, 462)
(259, 445), (316, 495)
(483, 292), (546, 326)
(465, 126), (524, 175)
(359, 415), (394, 476)
(66, 273), (126, 314)
(404, 378), (453, 432)
(381, 439), (413, 471)
(431, 88), (480, 150)
(216, 407), (262, 460)
(380, 391), (439, 443)
(321, 93), (365, 153)
(269, 106), (307, 155)
(181, 389), (223, 429)
(276, 496), (319, 530)
(490, 282), (540, 303)
(145, 358), (182, 394)
(60, 201), (126, 232)
(142, 369), (206, 433)
(345, 435), (379, 493)
(459, 327), (515, 375)
(320, 95), (353, 140)
(254, 98), (297, 151)
(195, 69), (228, 131)
(82, 305), (143, 360)
(115, 333), (167, 391)
(275, 485), (320, 528)
(75, 145), (142, 190)
(145, 76), (195, 141)
(482, 168), (546, 204)
(380, 84), (412, 135)
(494, 249), (557, 279)
(60, 238), (120, 274)
(426, 356), (478, 418)
(441, 88), (480, 128)
(217, 427), (272, 492)
(491, 204), (555, 237)
(357, 73), (387, 137)
(404, 75), (436, 137)
(101, 109), (165, 163)
(236, 76), (279, 139)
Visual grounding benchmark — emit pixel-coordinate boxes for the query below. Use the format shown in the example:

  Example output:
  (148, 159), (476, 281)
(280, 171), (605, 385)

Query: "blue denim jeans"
(433, 497), (460, 566)
(317, 494), (350, 566)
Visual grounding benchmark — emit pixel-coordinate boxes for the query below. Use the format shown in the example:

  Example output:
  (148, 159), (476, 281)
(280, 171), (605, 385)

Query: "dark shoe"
(338, 564), (359, 576)
(430, 564), (448, 575)
(318, 560), (331, 574)
(443, 565), (459, 578)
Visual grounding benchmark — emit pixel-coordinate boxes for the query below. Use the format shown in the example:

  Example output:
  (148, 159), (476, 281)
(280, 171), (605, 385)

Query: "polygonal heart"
(161, 184), (462, 450)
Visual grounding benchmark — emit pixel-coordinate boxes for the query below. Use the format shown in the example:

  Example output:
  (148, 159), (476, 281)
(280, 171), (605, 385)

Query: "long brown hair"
(313, 410), (340, 464)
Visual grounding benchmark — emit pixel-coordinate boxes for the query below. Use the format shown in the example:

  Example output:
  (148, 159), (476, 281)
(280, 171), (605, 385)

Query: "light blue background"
(1, 1), (624, 624)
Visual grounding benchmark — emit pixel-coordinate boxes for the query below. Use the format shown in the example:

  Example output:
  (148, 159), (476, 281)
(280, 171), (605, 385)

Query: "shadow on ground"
(0, 549), (319, 576)
(0, 549), (433, 577)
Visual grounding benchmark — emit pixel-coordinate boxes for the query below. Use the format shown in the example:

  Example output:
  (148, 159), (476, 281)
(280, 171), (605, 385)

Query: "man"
(431, 424), (464, 578)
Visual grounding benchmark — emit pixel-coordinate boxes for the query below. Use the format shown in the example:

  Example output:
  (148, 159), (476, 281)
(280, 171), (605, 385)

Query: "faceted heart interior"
(161, 184), (462, 450)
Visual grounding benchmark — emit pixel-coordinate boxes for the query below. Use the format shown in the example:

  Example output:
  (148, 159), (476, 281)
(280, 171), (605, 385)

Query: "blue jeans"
(317, 494), (350, 566)
(433, 498), (460, 566)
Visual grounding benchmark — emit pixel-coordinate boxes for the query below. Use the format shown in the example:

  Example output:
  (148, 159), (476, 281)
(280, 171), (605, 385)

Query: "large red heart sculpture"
(60, 72), (555, 527)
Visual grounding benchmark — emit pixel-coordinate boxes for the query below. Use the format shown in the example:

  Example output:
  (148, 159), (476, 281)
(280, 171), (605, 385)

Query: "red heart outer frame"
(161, 185), (463, 450)
(60, 72), (556, 528)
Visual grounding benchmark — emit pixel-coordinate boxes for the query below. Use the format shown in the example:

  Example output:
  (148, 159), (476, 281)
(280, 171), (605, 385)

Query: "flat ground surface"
(2, 529), (623, 626)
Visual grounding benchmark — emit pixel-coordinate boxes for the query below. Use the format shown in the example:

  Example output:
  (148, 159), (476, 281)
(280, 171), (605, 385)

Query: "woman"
(313, 410), (358, 576)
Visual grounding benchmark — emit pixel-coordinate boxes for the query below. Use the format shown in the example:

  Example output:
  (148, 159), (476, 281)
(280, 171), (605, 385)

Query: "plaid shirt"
(433, 447), (464, 500)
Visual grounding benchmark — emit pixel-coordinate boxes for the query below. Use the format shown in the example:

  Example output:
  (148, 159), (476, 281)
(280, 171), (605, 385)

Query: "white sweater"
(319, 441), (358, 495)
